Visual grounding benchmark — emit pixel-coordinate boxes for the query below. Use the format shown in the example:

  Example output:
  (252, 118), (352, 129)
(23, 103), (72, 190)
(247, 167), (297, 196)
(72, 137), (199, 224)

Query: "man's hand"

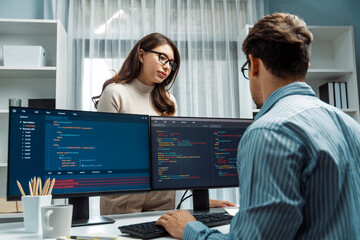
(209, 199), (236, 208)
(156, 210), (196, 239)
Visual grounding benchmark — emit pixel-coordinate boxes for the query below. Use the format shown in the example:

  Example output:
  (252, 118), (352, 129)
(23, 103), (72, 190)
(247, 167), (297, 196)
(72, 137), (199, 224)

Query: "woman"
(93, 33), (235, 215)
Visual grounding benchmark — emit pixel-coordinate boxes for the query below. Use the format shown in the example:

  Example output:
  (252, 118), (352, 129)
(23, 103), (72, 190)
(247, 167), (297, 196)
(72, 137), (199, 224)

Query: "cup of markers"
(17, 177), (56, 233)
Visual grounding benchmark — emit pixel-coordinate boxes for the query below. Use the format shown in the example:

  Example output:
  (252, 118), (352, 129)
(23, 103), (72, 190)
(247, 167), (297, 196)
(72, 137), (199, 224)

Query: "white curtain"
(59, 0), (263, 216)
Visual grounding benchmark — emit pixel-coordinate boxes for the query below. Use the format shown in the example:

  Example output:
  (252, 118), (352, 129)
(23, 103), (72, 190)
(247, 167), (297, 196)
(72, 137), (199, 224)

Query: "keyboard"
(118, 212), (233, 239)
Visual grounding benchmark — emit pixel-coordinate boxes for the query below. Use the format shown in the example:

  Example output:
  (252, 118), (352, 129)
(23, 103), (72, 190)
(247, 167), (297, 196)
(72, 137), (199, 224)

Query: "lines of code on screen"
(151, 117), (253, 190)
(44, 116), (147, 171)
(7, 108), (150, 198)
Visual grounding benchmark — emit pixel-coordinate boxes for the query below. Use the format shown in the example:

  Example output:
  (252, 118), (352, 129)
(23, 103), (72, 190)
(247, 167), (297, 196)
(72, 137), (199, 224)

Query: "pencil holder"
(21, 195), (52, 233)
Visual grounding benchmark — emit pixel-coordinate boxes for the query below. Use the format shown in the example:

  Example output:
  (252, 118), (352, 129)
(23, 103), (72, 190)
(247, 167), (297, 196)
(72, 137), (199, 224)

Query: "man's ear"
(138, 49), (145, 63)
(248, 54), (259, 78)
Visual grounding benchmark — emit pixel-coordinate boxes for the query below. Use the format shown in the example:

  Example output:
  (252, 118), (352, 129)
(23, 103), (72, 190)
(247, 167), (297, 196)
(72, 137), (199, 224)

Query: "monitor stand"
(192, 189), (210, 212)
(69, 196), (115, 227)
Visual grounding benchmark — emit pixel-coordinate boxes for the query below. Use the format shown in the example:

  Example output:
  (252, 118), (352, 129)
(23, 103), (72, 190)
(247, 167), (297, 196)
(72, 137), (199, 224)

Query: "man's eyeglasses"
(143, 49), (177, 71)
(241, 60), (249, 80)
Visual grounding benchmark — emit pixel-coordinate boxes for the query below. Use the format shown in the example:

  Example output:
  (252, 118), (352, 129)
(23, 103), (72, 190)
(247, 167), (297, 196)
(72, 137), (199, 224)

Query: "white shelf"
(0, 67), (56, 78)
(0, 19), (57, 35)
(306, 69), (353, 81)
(309, 26), (352, 40)
(0, 163), (7, 167)
(343, 108), (358, 114)
(0, 109), (8, 114)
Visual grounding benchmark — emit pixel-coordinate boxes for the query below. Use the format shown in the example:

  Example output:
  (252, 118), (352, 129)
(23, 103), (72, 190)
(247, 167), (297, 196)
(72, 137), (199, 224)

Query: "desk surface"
(0, 209), (230, 239)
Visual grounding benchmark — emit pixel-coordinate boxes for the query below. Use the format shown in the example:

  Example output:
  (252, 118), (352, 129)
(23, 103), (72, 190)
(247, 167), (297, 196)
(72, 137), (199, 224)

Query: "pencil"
(31, 178), (35, 195)
(48, 178), (56, 195)
(39, 178), (42, 195)
(35, 177), (40, 196)
(16, 180), (25, 196)
(42, 178), (50, 195)
(28, 181), (33, 196)
(33, 176), (36, 193)
(37, 177), (41, 195)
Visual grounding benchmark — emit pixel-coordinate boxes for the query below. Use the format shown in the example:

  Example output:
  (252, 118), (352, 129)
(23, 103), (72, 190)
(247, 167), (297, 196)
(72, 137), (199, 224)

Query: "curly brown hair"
(242, 13), (313, 79)
(92, 33), (180, 116)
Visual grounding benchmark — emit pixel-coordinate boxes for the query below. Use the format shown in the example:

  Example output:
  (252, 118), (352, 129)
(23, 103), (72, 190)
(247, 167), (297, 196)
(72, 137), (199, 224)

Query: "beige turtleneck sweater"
(97, 79), (177, 215)
(97, 79), (177, 115)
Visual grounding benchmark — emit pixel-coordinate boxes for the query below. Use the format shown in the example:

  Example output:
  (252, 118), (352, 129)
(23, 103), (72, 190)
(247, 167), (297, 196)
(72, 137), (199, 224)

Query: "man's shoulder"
(253, 94), (324, 130)
(249, 112), (284, 131)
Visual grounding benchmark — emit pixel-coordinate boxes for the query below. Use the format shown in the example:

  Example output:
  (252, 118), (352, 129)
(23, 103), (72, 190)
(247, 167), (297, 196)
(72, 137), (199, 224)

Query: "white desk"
(0, 210), (230, 239)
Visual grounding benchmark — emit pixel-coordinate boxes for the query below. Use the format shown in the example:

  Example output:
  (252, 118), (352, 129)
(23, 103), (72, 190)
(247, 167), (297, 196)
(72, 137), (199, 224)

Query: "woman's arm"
(97, 83), (122, 113)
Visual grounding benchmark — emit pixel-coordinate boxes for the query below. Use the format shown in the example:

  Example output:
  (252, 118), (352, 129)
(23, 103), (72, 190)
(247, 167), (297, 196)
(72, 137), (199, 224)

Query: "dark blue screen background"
(7, 107), (150, 199)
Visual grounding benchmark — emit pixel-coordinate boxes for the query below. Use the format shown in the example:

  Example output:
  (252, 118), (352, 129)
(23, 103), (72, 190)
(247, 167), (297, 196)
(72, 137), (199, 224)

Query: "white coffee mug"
(41, 204), (73, 238)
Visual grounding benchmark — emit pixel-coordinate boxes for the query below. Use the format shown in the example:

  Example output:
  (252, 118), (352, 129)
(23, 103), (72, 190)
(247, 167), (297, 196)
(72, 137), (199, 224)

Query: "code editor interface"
(151, 117), (253, 190)
(8, 107), (150, 198)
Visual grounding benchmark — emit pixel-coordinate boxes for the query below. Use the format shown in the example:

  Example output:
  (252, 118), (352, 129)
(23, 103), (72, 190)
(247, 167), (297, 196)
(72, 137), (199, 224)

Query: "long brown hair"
(92, 33), (180, 116)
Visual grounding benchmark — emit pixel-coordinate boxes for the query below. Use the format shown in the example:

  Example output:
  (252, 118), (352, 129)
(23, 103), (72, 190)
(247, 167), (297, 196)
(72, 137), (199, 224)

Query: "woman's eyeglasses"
(241, 60), (249, 80)
(143, 49), (177, 71)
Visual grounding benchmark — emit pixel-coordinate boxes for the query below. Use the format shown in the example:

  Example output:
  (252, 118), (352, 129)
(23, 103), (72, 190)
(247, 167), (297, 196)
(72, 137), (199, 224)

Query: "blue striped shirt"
(183, 81), (360, 239)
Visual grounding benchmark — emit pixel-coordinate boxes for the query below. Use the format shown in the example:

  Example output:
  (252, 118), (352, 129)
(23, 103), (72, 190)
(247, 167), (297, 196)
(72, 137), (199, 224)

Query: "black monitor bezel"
(7, 106), (152, 201)
(149, 115), (253, 191)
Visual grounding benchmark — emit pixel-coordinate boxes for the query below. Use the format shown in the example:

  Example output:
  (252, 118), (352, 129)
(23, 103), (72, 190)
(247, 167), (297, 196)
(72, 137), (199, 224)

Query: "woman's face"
(138, 44), (175, 86)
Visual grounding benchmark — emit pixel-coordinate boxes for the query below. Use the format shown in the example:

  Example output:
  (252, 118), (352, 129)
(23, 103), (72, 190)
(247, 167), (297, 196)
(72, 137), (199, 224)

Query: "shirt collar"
(255, 81), (316, 121)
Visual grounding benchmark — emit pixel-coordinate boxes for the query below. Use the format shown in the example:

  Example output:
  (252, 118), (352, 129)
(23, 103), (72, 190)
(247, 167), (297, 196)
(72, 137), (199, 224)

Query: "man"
(156, 12), (360, 239)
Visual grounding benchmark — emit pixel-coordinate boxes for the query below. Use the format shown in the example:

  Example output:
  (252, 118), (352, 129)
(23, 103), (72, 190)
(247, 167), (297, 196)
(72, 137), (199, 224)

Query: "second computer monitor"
(150, 116), (253, 191)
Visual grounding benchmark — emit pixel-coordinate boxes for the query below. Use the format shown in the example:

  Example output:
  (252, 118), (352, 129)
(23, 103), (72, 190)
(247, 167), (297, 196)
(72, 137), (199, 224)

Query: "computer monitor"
(150, 116), (253, 211)
(7, 107), (150, 226)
